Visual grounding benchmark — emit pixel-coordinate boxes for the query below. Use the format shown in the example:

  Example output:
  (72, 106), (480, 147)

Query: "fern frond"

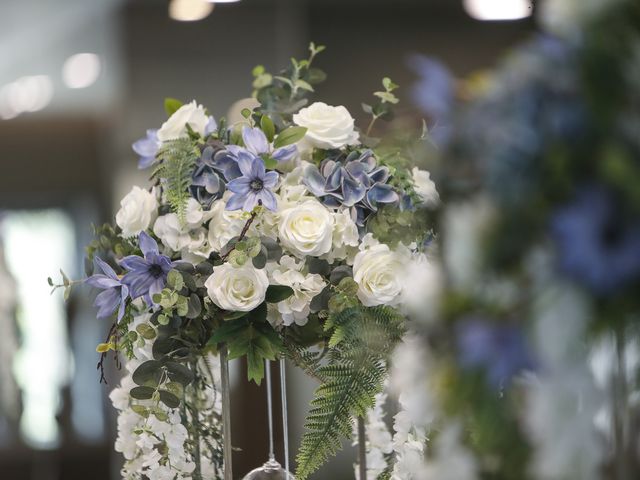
(295, 306), (405, 479)
(154, 137), (199, 223)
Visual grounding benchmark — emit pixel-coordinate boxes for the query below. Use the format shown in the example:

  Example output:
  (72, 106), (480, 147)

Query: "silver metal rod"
(279, 358), (291, 478)
(265, 359), (275, 461)
(220, 345), (233, 480)
(357, 416), (367, 480)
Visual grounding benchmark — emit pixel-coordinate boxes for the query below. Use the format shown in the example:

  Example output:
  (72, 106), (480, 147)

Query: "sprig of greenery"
(295, 305), (405, 479)
(152, 137), (200, 224)
(363, 77), (400, 136)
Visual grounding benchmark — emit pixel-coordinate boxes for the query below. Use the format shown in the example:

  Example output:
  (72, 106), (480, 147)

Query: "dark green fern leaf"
(295, 306), (405, 479)
(154, 137), (199, 223)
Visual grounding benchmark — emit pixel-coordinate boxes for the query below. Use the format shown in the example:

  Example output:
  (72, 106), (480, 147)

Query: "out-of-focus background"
(0, 0), (535, 478)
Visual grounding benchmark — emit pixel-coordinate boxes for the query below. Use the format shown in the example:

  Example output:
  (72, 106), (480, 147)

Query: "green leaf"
(176, 296), (189, 317)
(96, 343), (112, 353)
(252, 249), (267, 269)
(136, 323), (157, 340)
(374, 91), (399, 104)
(295, 79), (314, 92)
(273, 126), (307, 148)
(130, 386), (155, 400)
(263, 155), (278, 170)
(208, 317), (250, 345)
(252, 65), (265, 77)
(186, 294), (202, 319)
(164, 381), (184, 398)
(131, 405), (150, 418)
(260, 115), (276, 142)
(132, 360), (163, 387)
(382, 77), (398, 91)
(164, 362), (194, 386)
(361, 103), (373, 115)
(246, 348), (265, 384)
(265, 285), (295, 303)
(167, 270), (184, 291)
(159, 390), (181, 408)
(164, 98), (183, 116)
(241, 108), (253, 119)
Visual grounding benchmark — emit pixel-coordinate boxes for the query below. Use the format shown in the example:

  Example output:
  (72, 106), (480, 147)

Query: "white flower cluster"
(110, 314), (223, 480)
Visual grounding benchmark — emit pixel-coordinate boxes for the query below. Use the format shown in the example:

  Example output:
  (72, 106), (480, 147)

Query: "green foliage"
(207, 311), (284, 384)
(164, 97), (184, 116)
(295, 306), (405, 479)
(152, 137), (200, 223)
(265, 285), (295, 303)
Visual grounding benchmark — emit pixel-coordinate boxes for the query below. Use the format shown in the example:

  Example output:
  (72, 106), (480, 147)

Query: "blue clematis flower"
(225, 152), (278, 211)
(85, 257), (129, 321)
(120, 232), (174, 305)
(456, 317), (535, 388)
(132, 129), (160, 170)
(242, 126), (298, 163)
(550, 187), (640, 295)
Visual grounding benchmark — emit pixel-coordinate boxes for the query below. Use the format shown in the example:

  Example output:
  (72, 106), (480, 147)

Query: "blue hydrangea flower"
(85, 257), (129, 321)
(120, 232), (174, 305)
(190, 141), (230, 207)
(456, 317), (535, 387)
(303, 150), (399, 226)
(550, 187), (640, 295)
(226, 152), (278, 211)
(241, 126), (297, 163)
(132, 129), (160, 169)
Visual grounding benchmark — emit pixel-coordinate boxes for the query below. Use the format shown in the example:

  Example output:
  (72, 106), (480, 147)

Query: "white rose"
(157, 100), (209, 142)
(412, 167), (440, 207)
(353, 243), (407, 307)
(268, 256), (326, 327)
(116, 186), (158, 238)
(293, 102), (360, 150)
(205, 263), (269, 312)
(278, 199), (334, 258)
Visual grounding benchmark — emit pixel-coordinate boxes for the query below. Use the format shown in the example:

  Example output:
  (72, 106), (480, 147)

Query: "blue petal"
(120, 255), (149, 272)
(303, 165), (327, 197)
(250, 157), (266, 179)
(122, 270), (156, 299)
(94, 256), (118, 280)
(94, 288), (120, 318)
(369, 166), (390, 184)
(86, 274), (121, 290)
(139, 231), (159, 257)
(243, 192), (260, 212)
(225, 193), (246, 211)
(236, 150), (256, 177)
(341, 173), (366, 207)
(138, 156), (156, 170)
(132, 130), (158, 157)
(117, 286), (129, 321)
(272, 145), (297, 162)
(213, 150), (242, 180)
(367, 183), (399, 207)
(256, 190), (277, 211)
(205, 116), (218, 136)
(325, 165), (343, 192)
(228, 177), (252, 194)
(263, 171), (279, 189)
(242, 127), (269, 156)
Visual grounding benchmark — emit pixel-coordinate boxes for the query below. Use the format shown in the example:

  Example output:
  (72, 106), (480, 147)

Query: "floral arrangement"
(385, 0), (640, 478)
(51, 43), (439, 479)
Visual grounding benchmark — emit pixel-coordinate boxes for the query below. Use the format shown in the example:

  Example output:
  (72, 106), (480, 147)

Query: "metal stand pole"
(279, 358), (291, 478)
(220, 345), (233, 480)
(357, 416), (367, 480)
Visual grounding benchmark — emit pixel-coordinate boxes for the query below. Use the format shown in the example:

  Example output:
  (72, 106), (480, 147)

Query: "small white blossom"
(116, 186), (158, 238)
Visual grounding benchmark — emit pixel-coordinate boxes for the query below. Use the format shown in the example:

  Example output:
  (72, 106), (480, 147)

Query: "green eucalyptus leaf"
(186, 294), (202, 319)
(159, 390), (181, 409)
(131, 405), (150, 418)
(130, 385), (155, 400)
(273, 126), (307, 148)
(167, 270), (184, 291)
(164, 362), (194, 386)
(136, 323), (157, 340)
(132, 360), (163, 387)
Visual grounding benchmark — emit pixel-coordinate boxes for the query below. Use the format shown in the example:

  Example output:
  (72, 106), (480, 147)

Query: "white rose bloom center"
(205, 263), (269, 312)
(293, 102), (360, 150)
(353, 243), (407, 307)
(278, 199), (334, 258)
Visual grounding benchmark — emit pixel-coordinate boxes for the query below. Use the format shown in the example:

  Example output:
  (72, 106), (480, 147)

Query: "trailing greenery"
(153, 137), (200, 223)
(295, 305), (405, 480)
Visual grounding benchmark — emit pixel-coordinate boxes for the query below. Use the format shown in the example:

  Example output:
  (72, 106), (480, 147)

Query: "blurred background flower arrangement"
(378, 0), (640, 478)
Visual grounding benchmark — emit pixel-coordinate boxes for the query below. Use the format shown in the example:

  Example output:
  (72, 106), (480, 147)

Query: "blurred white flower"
(116, 186), (158, 238)
(157, 100), (208, 141)
(411, 167), (439, 207)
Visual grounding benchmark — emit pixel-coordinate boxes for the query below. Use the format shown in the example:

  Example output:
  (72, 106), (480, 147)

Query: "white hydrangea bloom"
(325, 208), (359, 264)
(153, 198), (211, 262)
(267, 255), (326, 327)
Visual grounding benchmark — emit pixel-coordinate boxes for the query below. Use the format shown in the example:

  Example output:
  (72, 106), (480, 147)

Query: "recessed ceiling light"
(169, 0), (215, 22)
(463, 0), (533, 21)
(62, 53), (101, 89)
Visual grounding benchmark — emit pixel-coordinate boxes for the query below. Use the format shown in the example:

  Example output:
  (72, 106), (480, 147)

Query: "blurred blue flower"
(190, 141), (229, 207)
(132, 129), (160, 169)
(456, 317), (535, 387)
(550, 187), (640, 295)
(407, 54), (455, 147)
(120, 232), (174, 305)
(85, 257), (129, 321)
(225, 152), (278, 211)
(303, 150), (398, 226)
